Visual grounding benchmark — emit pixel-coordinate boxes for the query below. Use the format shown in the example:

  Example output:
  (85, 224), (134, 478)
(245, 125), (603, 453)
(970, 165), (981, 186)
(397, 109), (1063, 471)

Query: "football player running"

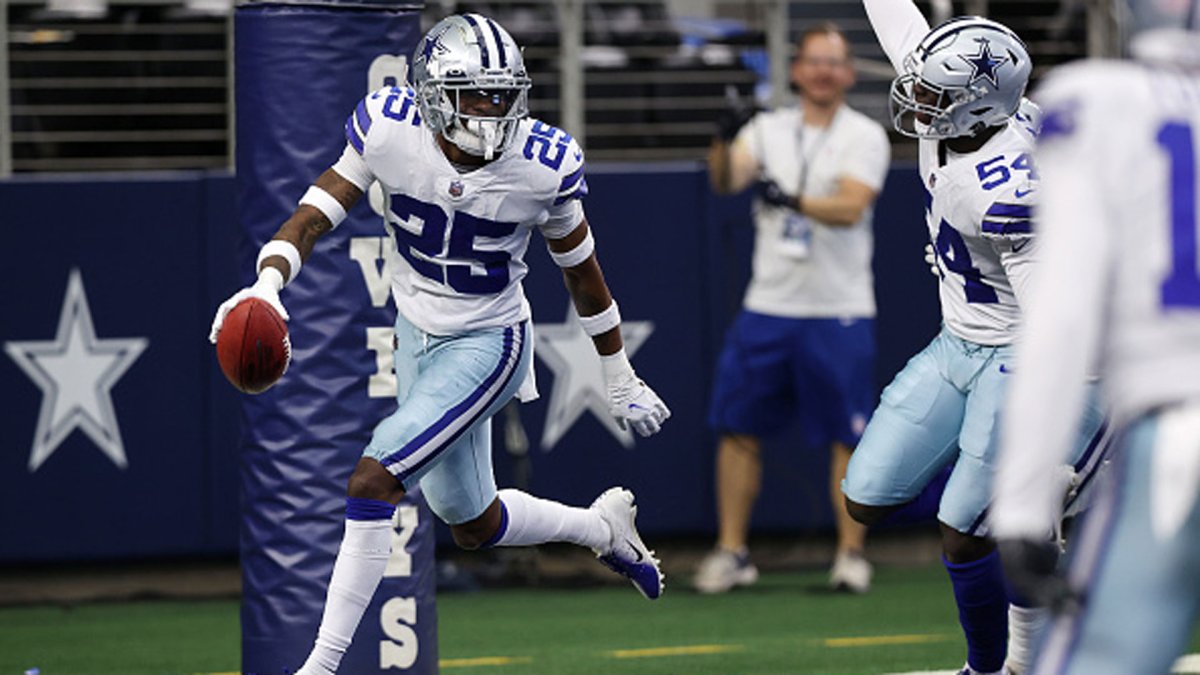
(843, 3), (1107, 674)
(992, 1), (1200, 673)
(208, 14), (670, 675)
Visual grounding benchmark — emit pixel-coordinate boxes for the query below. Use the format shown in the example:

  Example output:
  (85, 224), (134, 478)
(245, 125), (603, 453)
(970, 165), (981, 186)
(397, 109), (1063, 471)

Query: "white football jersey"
(921, 122), (1038, 344)
(335, 85), (587, 335)
(994, 53), (1200, 538)
(864, 0), (1038, 345)
(735, 104), (891, 318)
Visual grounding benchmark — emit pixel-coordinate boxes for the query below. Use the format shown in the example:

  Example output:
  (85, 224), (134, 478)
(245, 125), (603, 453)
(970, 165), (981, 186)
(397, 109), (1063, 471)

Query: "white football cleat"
(693, 547), (759, 594)
(590, 487), (664, 600)
(829, 550), (872, 594)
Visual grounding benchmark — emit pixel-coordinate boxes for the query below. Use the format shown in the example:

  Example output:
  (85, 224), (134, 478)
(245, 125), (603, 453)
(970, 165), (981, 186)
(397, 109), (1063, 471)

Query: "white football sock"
(1006, 604), (1049, 674)
(491, 488), (611, 550)
(296, 518), (393, 675)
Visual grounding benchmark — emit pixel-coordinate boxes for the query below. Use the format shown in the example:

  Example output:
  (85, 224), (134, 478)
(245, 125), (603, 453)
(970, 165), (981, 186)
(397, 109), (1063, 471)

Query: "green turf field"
(0, 563), (1196, 674)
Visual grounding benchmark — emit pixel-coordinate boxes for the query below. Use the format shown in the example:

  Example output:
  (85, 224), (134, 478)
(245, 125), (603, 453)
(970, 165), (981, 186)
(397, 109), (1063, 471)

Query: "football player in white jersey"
(843, 3), (1108, 674)
(208, 14), (670, 674)
(993, 1), (1200, 672)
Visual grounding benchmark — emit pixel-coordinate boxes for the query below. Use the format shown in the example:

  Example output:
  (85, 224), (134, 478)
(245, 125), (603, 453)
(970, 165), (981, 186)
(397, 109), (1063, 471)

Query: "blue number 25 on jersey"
(388, 193), (519, 296)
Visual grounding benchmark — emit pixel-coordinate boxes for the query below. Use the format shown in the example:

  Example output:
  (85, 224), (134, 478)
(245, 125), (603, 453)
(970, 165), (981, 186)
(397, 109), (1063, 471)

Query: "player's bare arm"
(549, 219), (623, 357)
(259, 169), (364, 279)
(546, 217), (671, 437)
(209, 168), (364, 344)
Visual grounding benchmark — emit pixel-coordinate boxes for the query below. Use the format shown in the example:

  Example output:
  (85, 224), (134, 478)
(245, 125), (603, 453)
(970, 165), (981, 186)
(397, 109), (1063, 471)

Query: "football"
(215, 297), (291, 394)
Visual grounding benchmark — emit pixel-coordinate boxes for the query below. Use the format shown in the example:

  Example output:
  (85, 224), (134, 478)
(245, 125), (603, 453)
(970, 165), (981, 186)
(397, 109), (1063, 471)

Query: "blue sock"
(944, 549), (1008, 673)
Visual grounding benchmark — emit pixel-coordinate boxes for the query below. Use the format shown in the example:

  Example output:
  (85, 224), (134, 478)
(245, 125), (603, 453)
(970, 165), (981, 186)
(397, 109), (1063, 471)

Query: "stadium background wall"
(0, 162), (935, 564)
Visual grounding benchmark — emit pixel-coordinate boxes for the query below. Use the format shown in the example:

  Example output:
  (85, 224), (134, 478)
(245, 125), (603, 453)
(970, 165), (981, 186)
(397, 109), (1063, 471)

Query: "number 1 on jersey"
(1158, 121), (1200, 309)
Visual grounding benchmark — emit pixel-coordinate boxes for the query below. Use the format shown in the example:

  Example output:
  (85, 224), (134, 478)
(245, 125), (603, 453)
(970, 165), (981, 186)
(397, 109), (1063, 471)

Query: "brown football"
(215, 297), (290, 394)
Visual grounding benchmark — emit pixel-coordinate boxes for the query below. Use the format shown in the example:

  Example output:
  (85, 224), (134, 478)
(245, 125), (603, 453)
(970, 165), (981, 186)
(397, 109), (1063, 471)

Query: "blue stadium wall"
(0, 163), (936, 561)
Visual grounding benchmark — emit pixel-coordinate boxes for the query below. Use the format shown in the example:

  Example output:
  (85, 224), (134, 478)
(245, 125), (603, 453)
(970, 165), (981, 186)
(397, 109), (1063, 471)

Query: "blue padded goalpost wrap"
(234, 2), (436, 673)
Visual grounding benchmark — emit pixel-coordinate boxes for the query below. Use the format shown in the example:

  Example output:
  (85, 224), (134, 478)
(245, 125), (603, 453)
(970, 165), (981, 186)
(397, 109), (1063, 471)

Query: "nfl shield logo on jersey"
(448, 180), (464, 198)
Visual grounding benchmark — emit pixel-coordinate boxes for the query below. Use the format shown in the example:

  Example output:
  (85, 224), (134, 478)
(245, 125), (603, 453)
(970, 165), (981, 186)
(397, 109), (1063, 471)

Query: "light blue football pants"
(1033, 403), (1200, 675)
(843, 327), (1108, 535)
(363, 313), (531, 525)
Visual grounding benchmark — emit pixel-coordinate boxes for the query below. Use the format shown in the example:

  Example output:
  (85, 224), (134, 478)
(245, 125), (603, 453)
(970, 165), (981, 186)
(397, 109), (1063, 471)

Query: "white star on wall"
(534, 305), (653, 450)
(5, 269), (148, 472)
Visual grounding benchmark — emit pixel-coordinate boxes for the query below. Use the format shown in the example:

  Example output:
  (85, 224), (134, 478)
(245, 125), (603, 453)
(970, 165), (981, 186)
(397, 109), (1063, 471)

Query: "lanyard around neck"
(793, 106), (839, 194)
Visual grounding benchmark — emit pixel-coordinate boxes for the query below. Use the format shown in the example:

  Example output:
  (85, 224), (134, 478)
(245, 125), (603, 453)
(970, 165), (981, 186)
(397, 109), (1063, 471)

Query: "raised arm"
(862, 0), (931, 73)
(708, 136), (760, 195)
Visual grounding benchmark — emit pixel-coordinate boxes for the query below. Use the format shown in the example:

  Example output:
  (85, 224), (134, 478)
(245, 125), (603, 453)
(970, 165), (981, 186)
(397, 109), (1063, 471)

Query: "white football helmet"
(411, 14), (531, 159)
(890, 17), (1031, 139)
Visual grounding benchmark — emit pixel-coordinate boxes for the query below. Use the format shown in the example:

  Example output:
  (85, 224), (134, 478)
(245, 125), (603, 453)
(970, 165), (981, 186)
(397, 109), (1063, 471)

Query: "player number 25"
(387, 193), (518, 295)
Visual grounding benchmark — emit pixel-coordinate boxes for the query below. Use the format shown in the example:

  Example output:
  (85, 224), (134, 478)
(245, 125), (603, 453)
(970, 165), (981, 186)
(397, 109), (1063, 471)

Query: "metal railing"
(1, 0), (1106, 175)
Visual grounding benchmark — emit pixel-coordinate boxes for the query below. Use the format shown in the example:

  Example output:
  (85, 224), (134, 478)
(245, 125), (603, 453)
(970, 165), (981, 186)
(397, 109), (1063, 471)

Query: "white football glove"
(924, 243), (941, 278)
(601, 349), (671, 437)
(208, 268), (289, 344)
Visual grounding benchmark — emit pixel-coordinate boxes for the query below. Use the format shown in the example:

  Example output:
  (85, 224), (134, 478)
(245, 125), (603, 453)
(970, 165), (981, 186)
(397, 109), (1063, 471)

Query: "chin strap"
(478, 120), (498, 160)
(449, 118), (503, 159)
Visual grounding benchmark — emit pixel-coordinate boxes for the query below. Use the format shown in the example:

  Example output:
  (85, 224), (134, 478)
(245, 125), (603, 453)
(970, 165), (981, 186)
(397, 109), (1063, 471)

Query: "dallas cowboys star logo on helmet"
(959, 38), (1009, 87)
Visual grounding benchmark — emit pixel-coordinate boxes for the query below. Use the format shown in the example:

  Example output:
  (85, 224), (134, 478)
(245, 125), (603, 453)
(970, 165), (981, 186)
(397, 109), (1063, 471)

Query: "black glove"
(998, 537), (1084, 614)
(715, 103), (758, 142)
(756, 179), (798, 210)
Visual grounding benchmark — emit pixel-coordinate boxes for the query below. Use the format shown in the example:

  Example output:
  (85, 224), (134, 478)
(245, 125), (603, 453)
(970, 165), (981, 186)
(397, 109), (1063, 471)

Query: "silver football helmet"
(890, 17), (1031, 139)
(411, 14), (531, 160)
(1126, 0), (1200, 66)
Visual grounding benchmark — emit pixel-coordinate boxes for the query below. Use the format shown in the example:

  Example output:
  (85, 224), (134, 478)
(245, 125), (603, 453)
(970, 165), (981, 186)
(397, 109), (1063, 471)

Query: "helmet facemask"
(421, 79), (531, 160)
(890, 59), (992, 139)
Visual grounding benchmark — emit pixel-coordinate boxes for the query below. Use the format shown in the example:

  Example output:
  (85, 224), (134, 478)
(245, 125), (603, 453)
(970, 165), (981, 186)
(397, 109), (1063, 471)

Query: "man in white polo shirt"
(697, 21), (890, 595)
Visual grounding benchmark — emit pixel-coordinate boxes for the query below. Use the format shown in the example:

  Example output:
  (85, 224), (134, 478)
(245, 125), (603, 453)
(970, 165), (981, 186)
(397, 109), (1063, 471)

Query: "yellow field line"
(608, 644), (746, 659)
(824, 634), (954, 648)
(440, 656), (535, 668)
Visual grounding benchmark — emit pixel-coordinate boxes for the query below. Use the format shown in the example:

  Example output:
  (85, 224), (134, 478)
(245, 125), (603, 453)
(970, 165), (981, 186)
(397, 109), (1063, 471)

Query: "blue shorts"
(708, 311), (876, 449)
(842, 327), (1107, 535)
(363, 313), (531, 525)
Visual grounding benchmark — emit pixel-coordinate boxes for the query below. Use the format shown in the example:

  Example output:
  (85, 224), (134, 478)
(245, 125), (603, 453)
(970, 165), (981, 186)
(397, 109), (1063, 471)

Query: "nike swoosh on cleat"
(626, 539), (645, 562)
(1012, 239), (1032, 253)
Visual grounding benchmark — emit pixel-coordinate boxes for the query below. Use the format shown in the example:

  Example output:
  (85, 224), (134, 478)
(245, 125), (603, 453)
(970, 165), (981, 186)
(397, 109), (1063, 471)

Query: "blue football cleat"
(590, 487), (664, 600)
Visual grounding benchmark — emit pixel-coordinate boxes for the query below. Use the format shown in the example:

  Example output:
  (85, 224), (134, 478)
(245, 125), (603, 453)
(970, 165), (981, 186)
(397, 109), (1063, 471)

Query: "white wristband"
(599, 348), (637, 389)
(257, 239), (303, 286)
(549, 229), (595, 268)
(299, 185), (347, 228)
(255, 266), (285, 293)
(578, 301), (620, 337)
